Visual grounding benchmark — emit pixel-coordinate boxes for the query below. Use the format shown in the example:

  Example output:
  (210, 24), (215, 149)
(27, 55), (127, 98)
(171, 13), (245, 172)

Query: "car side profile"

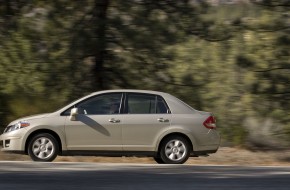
(0, 90), (220, 164)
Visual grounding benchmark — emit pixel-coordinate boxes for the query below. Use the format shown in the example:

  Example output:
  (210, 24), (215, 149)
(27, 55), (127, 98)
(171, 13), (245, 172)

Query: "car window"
(78, 93), (122, 115)
(157, 96), (170, 114)
(63, 93), (122, 115)
(126, 93), (170, 114)
(127, 94), (155, 114)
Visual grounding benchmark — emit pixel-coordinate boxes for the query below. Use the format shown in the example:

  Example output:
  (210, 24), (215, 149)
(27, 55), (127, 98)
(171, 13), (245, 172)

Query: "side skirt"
(61, 151), (157, 157)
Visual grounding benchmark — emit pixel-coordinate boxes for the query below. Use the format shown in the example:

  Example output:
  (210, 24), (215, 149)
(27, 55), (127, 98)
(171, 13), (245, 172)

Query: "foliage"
(0, 0), (289, 148)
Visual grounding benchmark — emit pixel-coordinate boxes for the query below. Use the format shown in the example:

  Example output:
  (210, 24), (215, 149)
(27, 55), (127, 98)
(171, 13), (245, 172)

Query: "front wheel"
(28, 133), (59, 162)
(159, 136), (190, 164)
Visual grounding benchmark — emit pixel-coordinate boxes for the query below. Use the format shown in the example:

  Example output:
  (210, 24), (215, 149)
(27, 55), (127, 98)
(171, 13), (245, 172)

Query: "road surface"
(0, 161), (290, 190)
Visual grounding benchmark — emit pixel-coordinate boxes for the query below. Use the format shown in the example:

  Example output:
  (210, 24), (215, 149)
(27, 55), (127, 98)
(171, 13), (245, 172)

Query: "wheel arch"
(156, 132), (195, 155)
(25, 129), (62, 155)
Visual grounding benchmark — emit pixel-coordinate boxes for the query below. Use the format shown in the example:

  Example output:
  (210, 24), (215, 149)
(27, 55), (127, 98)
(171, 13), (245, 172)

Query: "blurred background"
(0, 0), (289, 150)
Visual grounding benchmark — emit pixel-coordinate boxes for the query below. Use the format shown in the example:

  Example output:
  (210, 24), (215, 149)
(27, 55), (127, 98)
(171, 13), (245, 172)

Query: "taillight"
(203, 116), (216, 129)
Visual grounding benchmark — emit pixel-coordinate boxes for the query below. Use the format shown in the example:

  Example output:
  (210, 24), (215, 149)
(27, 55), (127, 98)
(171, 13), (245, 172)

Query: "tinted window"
(157, 96), (169, 114)
(126, 93), (170, 114)
(63, 93), (122, 115)
(127, 94), (155, 114)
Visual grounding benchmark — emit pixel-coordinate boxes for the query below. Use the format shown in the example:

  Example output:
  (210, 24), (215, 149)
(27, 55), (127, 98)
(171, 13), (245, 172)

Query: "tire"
(153, 157), (165, 164)
(28, 133), (59, 162)
(159, 136), (190, 164)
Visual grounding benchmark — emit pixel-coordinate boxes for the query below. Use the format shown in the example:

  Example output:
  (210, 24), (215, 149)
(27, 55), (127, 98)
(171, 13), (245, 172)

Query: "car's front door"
(64, 93), (123, 151)
(121, 93), (171, 151)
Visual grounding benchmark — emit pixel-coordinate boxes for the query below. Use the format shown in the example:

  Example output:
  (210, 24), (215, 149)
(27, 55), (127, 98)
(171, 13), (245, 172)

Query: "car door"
(121, 93), (171, 151)
(64, 93), (123, 151)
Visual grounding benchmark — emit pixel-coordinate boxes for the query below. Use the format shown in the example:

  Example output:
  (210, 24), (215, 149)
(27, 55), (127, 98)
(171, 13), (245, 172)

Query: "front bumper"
(0, 130), (25, 152)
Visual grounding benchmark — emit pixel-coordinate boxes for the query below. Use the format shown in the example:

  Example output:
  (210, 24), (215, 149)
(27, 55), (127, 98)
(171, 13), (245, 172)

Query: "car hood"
(8, 113), (51, 126)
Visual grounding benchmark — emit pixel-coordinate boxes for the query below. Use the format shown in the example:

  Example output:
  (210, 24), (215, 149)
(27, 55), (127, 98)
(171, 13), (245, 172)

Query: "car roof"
(88, 89), (171, 97)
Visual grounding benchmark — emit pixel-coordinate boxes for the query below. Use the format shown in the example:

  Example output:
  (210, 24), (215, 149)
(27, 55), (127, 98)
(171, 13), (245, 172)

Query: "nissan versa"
(0, 90), (220, 164)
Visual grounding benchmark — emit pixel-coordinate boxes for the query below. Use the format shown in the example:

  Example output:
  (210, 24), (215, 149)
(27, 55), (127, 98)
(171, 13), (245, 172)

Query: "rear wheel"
(153, 157), (165, 164)
(28, 133), (59, 162)
(159, 136), (190, 164)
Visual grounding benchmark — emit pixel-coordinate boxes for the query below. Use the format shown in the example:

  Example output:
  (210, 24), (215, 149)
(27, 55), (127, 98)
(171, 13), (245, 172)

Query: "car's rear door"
(121, 93), (171, 151)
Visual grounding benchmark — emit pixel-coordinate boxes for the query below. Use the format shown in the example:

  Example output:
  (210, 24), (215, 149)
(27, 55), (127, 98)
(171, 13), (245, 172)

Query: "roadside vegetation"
(0, 0), (289, 149)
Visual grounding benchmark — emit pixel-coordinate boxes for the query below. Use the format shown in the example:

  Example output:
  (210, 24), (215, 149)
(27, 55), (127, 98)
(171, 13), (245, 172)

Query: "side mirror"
(69, 107), (79, 121)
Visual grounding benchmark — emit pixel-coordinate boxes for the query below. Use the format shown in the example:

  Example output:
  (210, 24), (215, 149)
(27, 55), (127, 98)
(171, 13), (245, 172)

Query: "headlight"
(4, 121), (30, 133)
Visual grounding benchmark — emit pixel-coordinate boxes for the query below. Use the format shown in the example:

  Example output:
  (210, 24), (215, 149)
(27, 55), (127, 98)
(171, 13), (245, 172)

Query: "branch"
(272, 92), (290, 95)
(160, 80), (203, 88)
(191, 31), (233, 42)
(254, 68), (290, 72)
(243, 25), (290, 33)
(78, 54), (96, 60)
(203, 35), (233, 42)
(250, 0), (290, 7)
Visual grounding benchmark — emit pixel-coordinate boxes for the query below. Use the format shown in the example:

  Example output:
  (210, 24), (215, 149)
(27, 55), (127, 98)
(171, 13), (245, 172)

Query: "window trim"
(156, 95), (171, 114)
(124, 92), (171, 114)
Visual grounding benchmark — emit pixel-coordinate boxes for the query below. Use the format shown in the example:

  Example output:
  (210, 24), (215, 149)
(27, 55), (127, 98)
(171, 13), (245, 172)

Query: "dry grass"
(1, 147), (290, 165)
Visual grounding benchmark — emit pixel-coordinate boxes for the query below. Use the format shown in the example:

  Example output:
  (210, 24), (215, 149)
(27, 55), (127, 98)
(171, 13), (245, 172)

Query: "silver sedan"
(0, 90), (220, 164)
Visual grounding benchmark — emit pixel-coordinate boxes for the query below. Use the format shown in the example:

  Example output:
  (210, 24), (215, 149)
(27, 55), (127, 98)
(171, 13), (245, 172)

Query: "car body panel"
(121, 114), (172, 151)
(64, 114), (122, 150)
(0, 115), (67, 152)
(170, 114), (220, 146)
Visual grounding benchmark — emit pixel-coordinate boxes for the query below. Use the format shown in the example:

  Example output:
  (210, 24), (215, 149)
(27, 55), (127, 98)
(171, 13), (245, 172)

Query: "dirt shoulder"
(1, 147), (290, 165)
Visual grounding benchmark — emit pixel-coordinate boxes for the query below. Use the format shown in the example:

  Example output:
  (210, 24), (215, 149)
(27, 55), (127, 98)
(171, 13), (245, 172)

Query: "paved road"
(0, 162), (290, 190)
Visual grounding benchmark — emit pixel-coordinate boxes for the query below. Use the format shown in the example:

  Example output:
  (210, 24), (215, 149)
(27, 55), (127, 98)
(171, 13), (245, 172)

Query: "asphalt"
(0, 161), (290, 190)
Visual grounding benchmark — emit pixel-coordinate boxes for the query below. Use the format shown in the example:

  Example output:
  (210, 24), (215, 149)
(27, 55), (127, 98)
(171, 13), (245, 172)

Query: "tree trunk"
(92, 0), (109, 90)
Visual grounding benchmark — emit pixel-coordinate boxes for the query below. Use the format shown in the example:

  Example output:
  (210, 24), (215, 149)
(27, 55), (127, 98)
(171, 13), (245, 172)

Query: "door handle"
(109, 118), (120, 123)
(158, 118), (169, 123)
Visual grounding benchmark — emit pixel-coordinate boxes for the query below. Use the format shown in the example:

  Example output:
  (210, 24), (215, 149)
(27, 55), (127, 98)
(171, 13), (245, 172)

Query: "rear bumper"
(191, 141), (220, 157)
